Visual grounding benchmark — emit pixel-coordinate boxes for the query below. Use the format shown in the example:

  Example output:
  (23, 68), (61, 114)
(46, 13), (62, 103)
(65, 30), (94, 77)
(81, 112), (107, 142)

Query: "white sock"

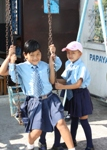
(68, 148), (76, 150)
(27, 143), (34, 149)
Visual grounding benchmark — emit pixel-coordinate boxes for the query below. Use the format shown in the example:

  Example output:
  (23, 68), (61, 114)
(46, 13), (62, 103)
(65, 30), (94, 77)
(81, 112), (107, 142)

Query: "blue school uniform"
(61, 58), (93, 117)
(9, 57), (64, 132)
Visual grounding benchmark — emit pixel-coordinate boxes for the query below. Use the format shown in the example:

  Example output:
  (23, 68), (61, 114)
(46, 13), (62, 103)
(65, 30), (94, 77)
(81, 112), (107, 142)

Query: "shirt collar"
(73, 58), (82, 66)
(25, 60), (39, 69)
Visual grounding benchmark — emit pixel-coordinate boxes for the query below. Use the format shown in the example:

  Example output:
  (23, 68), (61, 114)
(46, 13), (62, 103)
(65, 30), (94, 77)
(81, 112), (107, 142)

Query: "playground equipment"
(5, 0), (107, 124)
(6, 0), (57, 124)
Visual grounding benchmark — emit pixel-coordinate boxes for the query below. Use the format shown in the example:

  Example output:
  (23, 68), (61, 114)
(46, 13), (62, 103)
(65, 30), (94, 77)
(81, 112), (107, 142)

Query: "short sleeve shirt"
(61, 58), (91, 88)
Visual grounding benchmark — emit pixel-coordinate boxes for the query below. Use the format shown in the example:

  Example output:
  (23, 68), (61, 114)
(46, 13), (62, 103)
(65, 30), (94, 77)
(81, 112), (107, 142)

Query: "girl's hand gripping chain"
(9, 45), (17, 63)
(49, 44), (56, 62)
(10, 53), (17, 64)
(8, 45), (16, 58)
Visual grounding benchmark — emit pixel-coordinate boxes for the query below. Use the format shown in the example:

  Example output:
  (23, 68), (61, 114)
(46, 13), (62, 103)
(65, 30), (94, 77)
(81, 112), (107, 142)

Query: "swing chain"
(47, 0), (59, 96)
(47, 0), (53, 57)
(14, 65), (23, 125)
(5, 0), (9, 55)
(5, 0), (23, 125)
(5, 0), (13, 90)
(5, 0), (14, 54)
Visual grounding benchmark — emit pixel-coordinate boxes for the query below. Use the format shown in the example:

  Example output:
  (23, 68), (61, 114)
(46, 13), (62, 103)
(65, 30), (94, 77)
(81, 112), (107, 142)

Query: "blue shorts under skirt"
(20, 93), (64, 133)
(64, 88), (93, 117)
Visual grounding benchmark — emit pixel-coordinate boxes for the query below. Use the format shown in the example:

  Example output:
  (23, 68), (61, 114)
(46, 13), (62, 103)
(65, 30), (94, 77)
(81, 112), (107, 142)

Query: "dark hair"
(24, 39), (41, 54)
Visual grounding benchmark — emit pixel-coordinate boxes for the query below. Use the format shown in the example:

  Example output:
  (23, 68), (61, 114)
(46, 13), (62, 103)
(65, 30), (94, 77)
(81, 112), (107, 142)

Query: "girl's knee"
(31, 129), (42, 137)
(80, 115), (88, 120)
(56, 119), (67, 129)
(28, 130), (42, 144)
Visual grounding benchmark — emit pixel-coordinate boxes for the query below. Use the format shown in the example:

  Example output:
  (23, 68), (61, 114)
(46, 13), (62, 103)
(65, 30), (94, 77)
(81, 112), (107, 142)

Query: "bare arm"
(0, 45), (16, 76)
(56, 78), (66, 84)
(0, 56), (10, 76)
(55, 78), (83, 90)
(49, 44), (56, 84)
(49, 55), (55, 84)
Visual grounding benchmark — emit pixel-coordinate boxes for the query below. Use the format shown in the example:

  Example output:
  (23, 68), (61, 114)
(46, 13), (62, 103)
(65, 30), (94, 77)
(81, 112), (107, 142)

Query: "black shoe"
(51, 145), (64, 150)
(25, 147), (34, 150)
(60, 143), (67, 149)
(73, 140), (77, 147)
(60, 140), (77, 148)
(65, 114), (71, 122)
(85, 147), (94, 150)
(38, 141), (47, 150)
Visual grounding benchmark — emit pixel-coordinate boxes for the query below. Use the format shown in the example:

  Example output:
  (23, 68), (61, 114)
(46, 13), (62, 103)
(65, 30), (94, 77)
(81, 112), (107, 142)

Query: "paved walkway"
(0, 95), (107, 150)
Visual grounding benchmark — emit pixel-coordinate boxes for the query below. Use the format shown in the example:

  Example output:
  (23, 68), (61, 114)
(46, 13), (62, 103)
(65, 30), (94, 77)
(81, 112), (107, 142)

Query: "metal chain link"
(5, 0), (9, 55)
(5, 0), (14, 53)
(5, 0), (23, 125)
(8, 0), (14, 45)
(48, 0), (53, 45)
(47, 0), (53, 57)
(47, 0), (59, 95)
(5, 0), (11, 92)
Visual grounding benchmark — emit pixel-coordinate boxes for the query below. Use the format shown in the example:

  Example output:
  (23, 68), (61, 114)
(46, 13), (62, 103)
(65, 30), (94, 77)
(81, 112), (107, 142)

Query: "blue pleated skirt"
(20, 93), (64, 133)
(64, 88), (93, 117)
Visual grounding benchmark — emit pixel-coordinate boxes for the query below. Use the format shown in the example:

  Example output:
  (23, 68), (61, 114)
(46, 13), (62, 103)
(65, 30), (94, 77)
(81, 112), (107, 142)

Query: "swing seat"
(8, 85), (26, 116)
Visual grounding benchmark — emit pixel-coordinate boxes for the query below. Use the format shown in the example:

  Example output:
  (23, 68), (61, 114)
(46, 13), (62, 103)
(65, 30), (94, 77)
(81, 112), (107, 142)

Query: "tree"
(93, 0), (107, 43)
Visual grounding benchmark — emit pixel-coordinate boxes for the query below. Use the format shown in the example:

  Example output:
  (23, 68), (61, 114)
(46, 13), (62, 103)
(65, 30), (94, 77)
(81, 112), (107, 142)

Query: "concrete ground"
(0, 95), (107, 150)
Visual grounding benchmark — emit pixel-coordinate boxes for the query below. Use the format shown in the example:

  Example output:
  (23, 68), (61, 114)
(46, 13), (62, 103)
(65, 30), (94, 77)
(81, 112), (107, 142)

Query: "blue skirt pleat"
(64, 88), (93, 117)
(20, 93), (64, 132)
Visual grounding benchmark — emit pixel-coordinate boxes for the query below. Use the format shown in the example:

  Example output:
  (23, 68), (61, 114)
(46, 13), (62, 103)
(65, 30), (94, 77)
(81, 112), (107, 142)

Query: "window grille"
(88, 0), (107, 43)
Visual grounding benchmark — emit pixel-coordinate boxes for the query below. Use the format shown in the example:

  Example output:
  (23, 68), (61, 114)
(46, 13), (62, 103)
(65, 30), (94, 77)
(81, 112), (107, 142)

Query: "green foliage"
(102, 0), (107, 8)
(93, 0), (107, 43)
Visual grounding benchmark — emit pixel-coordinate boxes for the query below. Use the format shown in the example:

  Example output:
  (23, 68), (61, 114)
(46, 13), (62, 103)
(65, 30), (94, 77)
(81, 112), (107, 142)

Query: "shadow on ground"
(0, 95), (107, 150)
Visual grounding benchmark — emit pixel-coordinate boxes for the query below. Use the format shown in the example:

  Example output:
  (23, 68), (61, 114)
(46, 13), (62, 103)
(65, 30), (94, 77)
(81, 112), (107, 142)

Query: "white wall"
(80, 0), (107, 98)
(82, 43), (107, 98)
(0, 0), (5, 23)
